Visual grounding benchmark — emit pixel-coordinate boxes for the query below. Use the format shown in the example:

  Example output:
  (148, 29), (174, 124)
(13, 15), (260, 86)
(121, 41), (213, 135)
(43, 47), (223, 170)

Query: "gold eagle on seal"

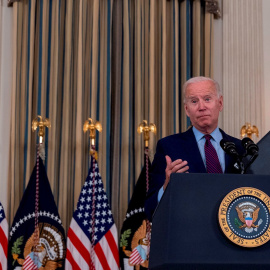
(122, 220), (149, 269)
(236, 204), (260, 229)
(12, 223), (65, 270)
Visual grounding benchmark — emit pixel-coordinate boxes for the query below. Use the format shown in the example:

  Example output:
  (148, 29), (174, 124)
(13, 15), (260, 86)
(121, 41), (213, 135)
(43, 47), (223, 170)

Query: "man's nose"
(198, 100), (206, 110)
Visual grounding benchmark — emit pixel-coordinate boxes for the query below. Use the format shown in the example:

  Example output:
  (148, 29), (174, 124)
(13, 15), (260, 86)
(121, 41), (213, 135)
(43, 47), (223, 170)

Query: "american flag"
(0, 201), (8, 270)
(65, 157), (120, 269)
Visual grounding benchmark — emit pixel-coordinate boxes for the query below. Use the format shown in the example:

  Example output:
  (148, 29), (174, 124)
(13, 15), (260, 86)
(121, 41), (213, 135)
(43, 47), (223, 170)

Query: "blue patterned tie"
(204, 135), (223, 173)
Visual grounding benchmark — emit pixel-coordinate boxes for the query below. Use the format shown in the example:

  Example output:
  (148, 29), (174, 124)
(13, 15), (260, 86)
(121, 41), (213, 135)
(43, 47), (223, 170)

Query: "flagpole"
(137, 120), (156, 262)
(31, 116), (51, 266)
(66, 117), (119, 269)
(83, 118), (102, 270)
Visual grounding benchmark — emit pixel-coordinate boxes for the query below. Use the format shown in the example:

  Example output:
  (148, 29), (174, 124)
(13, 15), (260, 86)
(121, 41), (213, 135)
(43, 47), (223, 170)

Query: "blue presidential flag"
(119, 152), (151, 270)
(8, 158), (66, 270)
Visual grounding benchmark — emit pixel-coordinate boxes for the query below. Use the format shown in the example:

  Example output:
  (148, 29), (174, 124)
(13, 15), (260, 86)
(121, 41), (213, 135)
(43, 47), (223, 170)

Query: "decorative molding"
(7, 0), (19, 7)
(205, 0), (221, 19)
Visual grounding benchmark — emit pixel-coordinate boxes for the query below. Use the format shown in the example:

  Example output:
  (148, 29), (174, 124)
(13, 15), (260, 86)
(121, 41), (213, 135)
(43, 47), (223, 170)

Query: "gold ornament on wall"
(240, 122), (259, 139)
(137, 120), (156, 147)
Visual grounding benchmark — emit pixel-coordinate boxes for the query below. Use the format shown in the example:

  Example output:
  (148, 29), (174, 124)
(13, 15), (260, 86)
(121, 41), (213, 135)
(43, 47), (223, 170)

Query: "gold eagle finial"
(240, 122), (259, 139)
(32, 115), (51, 143)
(83, 118), (102, 159)
(137, 120), (156, 147)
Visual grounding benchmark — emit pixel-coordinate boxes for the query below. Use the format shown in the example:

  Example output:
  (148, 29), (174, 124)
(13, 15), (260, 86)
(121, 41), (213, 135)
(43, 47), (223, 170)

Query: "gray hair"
(183, 76), (222, 103)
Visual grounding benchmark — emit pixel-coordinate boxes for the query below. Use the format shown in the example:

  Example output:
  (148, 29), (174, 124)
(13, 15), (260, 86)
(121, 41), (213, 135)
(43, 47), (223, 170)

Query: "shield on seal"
(245, 216), (253, 227)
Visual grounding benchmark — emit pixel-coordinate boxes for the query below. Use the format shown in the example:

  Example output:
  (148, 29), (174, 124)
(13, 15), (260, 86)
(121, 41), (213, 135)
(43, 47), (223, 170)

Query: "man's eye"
(205, 98), (211, 101)
(191, 100), (197, 104)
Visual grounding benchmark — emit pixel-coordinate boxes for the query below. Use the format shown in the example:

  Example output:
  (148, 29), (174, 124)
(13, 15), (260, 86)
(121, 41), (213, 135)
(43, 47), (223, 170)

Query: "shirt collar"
(192, 126), (222, 143)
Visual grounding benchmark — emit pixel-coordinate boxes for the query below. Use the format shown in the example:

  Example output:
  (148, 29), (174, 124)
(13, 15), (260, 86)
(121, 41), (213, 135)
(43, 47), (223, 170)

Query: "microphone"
(220, 139), (245, 173)
(220, 139), (240, 158)
(241, 137), (259, 173)
(241, 137), (259, 156)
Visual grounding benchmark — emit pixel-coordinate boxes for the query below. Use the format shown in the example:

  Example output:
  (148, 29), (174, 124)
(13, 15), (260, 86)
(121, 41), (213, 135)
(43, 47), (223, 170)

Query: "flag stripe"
(69, 219), (91, 248)
(105, 229), (120, 267)
(95, 242), (111, 270)
(66, 249), (81, 270)
(0, 226), (8, 257)
(66, 238), (90, 270)
(67, 227), (92, 267)
(97, 230), (119, 269)
(66, 219), (93, 269)
(0, 213), (8, 270)
(0, 218), (8, 236)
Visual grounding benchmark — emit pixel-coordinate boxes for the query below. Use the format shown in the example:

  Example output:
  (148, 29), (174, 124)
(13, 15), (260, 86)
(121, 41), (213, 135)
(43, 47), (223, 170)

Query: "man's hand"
(163, 155), (189, 190)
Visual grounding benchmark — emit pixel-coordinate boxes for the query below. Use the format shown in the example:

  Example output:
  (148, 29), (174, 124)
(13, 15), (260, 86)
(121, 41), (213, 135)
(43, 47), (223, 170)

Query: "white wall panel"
(262, 0), (270, 135)
(221, 0), (265, 142)
(0, 0), (13, 214)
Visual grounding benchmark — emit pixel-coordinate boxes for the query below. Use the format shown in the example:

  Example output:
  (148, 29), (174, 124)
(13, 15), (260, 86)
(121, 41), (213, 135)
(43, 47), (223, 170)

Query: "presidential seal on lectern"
(219, 187), (270, 247)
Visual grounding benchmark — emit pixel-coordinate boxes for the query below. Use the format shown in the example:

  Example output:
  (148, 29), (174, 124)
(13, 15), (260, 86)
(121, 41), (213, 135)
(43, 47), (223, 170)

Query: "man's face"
(184, 80), (223, 134)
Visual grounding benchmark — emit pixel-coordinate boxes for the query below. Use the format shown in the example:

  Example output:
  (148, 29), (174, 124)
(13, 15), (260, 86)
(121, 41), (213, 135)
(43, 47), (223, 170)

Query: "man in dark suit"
(145, 76), (245, 221)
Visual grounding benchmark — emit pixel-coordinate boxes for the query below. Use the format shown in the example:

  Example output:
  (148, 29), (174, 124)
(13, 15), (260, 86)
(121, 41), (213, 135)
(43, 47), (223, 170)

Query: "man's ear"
(184, 103), (190, 117)
(219, 96), (224, 112)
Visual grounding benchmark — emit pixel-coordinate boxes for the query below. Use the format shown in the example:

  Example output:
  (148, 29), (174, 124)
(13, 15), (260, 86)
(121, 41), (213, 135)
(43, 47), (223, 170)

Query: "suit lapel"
(220, 129), (235, 173)
(181, 128), (207, 173)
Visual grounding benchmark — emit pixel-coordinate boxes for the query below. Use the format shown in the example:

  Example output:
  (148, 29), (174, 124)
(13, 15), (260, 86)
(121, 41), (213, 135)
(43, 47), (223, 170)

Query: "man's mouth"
(198, 115), (210, 118)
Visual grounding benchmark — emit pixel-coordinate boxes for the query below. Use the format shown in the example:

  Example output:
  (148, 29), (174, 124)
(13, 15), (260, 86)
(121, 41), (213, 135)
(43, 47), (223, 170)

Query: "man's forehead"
(186, 92), (216, 98)
(185, 81), (217, 96)
(187, 80), (215, 90)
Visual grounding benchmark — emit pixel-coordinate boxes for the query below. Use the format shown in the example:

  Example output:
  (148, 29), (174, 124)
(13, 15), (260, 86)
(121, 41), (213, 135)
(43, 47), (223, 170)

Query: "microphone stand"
(234, 153), (259, 174)
(234, 157), (245, 174)
(243, 153), (259, 174)
(220, 138), (259, 174)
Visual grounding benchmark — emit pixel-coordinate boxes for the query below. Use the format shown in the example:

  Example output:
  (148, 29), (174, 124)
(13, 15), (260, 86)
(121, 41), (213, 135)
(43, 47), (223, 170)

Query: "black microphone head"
(220, 139), (227, 149)
(220, 139), (239, 157)
(241, 137), (259, 156)
(242, 137), (254, 146)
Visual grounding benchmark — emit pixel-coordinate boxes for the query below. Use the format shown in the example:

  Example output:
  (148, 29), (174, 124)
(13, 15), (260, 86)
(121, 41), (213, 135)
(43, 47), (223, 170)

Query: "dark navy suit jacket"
(145, 128), (245, 221)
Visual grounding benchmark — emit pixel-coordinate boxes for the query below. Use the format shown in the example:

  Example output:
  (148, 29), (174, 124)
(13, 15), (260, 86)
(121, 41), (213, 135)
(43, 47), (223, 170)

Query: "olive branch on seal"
(120, 229), (132, 248)
(11, 236), (24, 265)
(234, 218), (242, 228)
